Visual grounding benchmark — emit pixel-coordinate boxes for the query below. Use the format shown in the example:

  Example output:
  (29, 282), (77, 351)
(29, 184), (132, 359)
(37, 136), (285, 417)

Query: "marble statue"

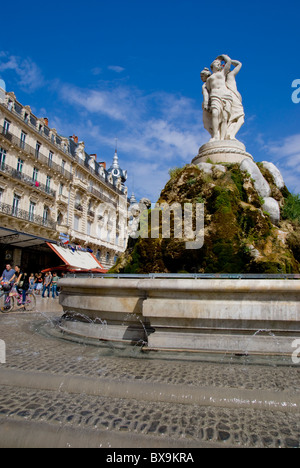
(201, 54), (245, 141)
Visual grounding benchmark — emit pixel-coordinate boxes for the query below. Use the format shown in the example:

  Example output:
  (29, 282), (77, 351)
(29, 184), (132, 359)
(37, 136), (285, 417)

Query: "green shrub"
(168, 167), (183, 180)
(230, 169), (247, 202)
(282, 193), (300, 222)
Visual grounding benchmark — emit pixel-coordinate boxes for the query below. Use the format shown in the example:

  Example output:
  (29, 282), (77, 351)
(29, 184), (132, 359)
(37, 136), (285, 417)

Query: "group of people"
(31, 271), (61, 298)
(0, 263), (61, 306)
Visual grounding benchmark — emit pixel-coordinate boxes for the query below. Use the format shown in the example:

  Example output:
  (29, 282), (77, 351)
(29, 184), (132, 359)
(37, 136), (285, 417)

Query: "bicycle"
(0, 285), (36, 313)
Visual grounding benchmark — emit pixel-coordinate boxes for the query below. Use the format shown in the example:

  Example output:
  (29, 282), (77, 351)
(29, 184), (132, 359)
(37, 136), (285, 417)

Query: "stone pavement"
(0, 298), (299, 448)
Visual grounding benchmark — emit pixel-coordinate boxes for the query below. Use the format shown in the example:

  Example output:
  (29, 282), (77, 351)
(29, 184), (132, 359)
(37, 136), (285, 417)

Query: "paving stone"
(0, 310), (299, 448)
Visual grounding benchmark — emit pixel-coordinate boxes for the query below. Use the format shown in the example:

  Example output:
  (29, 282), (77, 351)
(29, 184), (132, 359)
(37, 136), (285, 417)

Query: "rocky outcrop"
(112, 160), (300, 274)
(240, 158), (271, 198)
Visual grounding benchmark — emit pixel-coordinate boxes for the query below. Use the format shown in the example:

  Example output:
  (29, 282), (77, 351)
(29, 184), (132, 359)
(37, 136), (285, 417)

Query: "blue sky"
(0, 0), (300, 201)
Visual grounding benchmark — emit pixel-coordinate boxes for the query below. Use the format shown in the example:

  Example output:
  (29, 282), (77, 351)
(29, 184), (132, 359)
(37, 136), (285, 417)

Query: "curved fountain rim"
(63, 273), (300, 280)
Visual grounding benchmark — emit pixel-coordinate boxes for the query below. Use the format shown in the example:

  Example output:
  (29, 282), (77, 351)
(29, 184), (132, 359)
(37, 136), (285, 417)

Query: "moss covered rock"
(111, 162), (300, 274)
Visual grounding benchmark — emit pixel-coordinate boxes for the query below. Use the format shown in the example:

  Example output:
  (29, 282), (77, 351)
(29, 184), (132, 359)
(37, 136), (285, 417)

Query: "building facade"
(0, 88), (129, 271)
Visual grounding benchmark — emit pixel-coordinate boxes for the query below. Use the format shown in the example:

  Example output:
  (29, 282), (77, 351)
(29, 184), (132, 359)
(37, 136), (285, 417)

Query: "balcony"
(74, 203), (83, 212)
(0, 102), (72, 158)
(57, 193), (69, 205)
(0, 202), (56, 230)
(0, 128), (73, 181)
(0, 161), (56, 198)
(88, 186), (118, 208)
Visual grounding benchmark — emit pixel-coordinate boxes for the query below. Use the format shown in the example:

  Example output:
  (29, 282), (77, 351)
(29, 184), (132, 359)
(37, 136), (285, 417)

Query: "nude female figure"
(201, 54), (245, 141)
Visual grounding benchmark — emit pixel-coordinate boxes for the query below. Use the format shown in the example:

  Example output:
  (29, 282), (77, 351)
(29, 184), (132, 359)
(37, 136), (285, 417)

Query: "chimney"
(90, 153), (97, 161)
(99, 161), (106, 169)
(44, 118), (49, 127)
(73, 135), (78, 144)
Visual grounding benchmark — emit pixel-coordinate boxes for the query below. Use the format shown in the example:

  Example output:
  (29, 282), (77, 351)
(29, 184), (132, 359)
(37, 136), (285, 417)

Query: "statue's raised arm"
(217, 54), (232, 75)
(229, 59), (242, 76)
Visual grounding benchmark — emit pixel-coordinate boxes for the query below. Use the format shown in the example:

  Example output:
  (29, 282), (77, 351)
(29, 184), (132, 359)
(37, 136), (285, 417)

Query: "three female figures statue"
(201, 54), (245, 142)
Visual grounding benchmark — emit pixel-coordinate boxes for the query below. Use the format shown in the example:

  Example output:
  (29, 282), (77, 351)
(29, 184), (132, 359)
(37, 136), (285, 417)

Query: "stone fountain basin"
(58, 277), (300, 355)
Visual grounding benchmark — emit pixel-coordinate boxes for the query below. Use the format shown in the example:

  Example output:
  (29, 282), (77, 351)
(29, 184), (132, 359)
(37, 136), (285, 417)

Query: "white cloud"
(91, 67), (103, 76)
(56, 82), (206, 200)
(265, 133), (300, 194)
(59, 84), (143, 122)
(268, 134), (300, 158)
(0, 53), (44, 91)
(0, 52), (205, 200)
(108, 65), (125, 73)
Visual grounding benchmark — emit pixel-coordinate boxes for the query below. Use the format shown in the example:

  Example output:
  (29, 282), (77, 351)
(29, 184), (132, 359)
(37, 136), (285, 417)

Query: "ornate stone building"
(0, 88), (129, 271)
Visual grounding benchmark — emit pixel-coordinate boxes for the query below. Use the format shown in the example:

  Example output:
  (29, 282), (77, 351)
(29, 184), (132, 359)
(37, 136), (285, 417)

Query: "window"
(35, 142), (41, 158)
(0, 148), (6, 169)
(3, 119), (10, 134)
(32, 167), (39, 182)
(59, 183), (64, 196)
(17, 158), (24, 173)
(48, 151), (53, 167)
(20, 131), (26, 149)
(74, 215), (80, 231)
(106, 252), (110, 263)
(46, 175), (51, 193)
(87, 221), (92, 236)
(43, 206), (49, 225)
(29, 201), (35, 222)
(12, 194), (21, 216)
(0, 188), (3, 204)
(57, 212), (63, 225)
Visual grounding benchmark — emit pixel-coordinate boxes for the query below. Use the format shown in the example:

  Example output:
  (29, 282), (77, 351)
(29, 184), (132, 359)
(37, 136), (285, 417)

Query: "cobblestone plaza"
(0, 299), (299, 448)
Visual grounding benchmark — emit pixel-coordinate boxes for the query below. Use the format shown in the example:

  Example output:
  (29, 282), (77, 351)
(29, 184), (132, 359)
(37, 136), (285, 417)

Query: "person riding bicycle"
(0, 263), (16, 286)
(14, 266), (30, 307)
(0, 264), (16, 309)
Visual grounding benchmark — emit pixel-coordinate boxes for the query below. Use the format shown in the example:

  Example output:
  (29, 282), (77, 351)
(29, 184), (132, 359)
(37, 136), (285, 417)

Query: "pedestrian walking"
(36, 273), (43, 295)
(29, 273), (35, 291)
(42, 272), (52, 298)
(51, 272), (60, 298)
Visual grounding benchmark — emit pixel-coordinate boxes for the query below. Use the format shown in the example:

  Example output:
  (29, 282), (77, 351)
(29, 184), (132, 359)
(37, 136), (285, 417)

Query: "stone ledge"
(59, 278), (300, 355)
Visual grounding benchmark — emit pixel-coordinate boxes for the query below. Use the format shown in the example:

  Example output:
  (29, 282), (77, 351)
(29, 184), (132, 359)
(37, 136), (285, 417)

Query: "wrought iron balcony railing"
(0, 161), (56, 198)
(0, 202), (57, 230)
(0, 128), (73, 181)
(88, 186), (118, 207)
